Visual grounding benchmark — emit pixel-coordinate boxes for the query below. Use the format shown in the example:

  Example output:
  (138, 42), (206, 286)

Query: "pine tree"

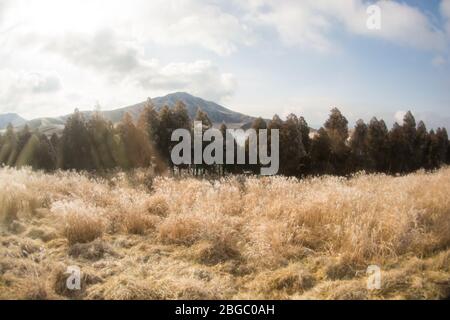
(87, 112), (116, 170)
(446, 141), (450, 165)
(171, 101), (192, 174)
(15, 133), (39, 168)
(349, 119), (369, 172)
(436, 128), (449, 164)
(9, 125), (32, 166)
(158, 106), (176, 166)
(34, 134), (57, 171)
(280, 114), (306, 176)
(388, 122), (407, 173)
(173, 101), (191, 130)
(247, 117), (267, 173)
(195, 109), (212, 129)
(0, 133), (3, 162)
(117, 113), (152, 169)
(0, 124), (17, 165)
(367, 117), (389, 172)
(415, 121), (429, 169)
(425, 130), (440, 169)
(402, 111), (417, 171)
(324, 108), (349, 174)
(310, 128), (332, 174)
(298, 116), (311, 153)
(60, 109), (96, 170)
(137, 98), (161, 147)
(194, 109), (213, 175)
(219, 122), (228, 176)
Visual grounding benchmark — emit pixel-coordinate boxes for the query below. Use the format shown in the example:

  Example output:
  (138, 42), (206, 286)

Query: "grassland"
(0, 167), (449, 300)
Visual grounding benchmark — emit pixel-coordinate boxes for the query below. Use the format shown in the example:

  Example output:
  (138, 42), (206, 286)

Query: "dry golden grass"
(0, 166), (449, 300)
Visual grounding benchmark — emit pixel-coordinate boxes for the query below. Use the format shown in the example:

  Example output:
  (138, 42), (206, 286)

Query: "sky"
(0, 0), (450, 129)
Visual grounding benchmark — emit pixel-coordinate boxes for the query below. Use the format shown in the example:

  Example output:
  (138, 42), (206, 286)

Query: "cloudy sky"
(1, 0), (450, 128)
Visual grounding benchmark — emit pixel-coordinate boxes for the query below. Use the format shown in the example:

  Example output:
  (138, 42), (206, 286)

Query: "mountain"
(98, 92), (256, 126)
(3, 93), (257, 134)
(0, 113), (27, 129)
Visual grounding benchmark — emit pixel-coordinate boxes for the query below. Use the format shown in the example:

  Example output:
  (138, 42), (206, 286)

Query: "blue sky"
(0, 0), (450, 129)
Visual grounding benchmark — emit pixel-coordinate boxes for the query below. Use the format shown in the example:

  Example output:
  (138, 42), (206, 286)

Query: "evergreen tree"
(310, 128), (332, 174)
(193, 109), (213, 175)
(158, 106), (176, 166)
(267, 115), (283, 173)
(298, 116), (311, 153)
(367, 117), (389, 172)
(87, 112), (116, 170)
(349, 119), (369, 172)
(280, 114), (306, 176)
(171, 101), (192, 174)
(415, 121), (429, 169)
(15, 133), (39, 168)
(436, 128), (449, 164)
(15, 133), (56, 170)
(0, 124), (17, 165)
(219, 122), (229, 176)
(247, 117), (267, 173)
(324, 108), (349, 174)
(388, 123), (407, 173)
(34, 134), (57, 171)
(402, 111), (417, 171)
(117, 112), (152, 169)
(173, 101), (191, 130)
(447, 141), (450, 164)
(195, 109), (212, 129)
(0, 132), (3, 157)
(425, 130), (440, 169)
(137, 98), (161, 147)
(60, 109), (96, 170)
(9, 125), (32, 166)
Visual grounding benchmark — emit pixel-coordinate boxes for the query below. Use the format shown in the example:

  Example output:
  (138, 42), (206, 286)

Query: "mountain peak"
(165, 92), (195, 98)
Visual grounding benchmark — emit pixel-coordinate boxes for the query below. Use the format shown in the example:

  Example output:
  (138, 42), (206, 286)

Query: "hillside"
(99, 92), (256, 126)
(1, 93), (256, 134)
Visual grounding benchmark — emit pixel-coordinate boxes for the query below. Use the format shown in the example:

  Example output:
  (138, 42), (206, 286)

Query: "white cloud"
(46, 30), (142, 77)
(139, 60), (237, 101)
(241, 0), (448, 53)
(44, 30), (236, 102)
(1, 0), (450, 120)
(134, 1), (255, 56)
(0, 0), (240, 117)
(0, 69), (63, 115)
(1, 0), (254, 56)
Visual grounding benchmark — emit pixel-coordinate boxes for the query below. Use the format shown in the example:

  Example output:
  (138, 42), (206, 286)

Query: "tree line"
(0, 99), (449, 176)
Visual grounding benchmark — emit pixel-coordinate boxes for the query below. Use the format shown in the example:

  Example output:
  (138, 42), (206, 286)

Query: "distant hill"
(3, 92), (257, 134)
(97, 92), (256, 126)
(0, 113), (27, 129)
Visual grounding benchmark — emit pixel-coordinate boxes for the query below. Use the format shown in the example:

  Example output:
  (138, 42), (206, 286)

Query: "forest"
(0, 99), (449, 177)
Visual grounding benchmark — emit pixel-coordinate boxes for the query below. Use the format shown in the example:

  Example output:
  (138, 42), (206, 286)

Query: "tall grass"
(1, 166), (449, 299)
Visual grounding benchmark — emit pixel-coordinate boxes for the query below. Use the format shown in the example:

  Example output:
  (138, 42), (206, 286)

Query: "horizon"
(0, 91), (448, 132)
(1, 1), (450, 129)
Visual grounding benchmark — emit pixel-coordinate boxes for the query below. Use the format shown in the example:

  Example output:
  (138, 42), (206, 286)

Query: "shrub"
(123, 212), (158, 235)
(63, 212), (104, 245)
